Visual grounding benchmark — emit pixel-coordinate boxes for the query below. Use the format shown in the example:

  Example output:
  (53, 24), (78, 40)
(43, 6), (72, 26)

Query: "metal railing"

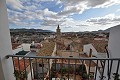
(6, 55), (120, 80)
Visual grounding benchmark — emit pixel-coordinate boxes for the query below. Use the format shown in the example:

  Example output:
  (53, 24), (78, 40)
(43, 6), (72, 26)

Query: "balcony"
(0, 1), (120, 80)
(6, 55), (120, 80)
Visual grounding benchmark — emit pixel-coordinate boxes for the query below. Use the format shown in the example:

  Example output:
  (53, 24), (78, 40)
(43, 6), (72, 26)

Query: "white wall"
(94, 38), (105, 41)
(13, 47), (23, 54)
(0, 0), (15, 80)
(107, 25), (120, 79)
(12, 44), (30, 54)
(95, 67), (101, 80)
(83, 44), (98, 57)
(13, 44), (31, 54)
(27, 72), (32, 80)
(97, 53), (106, 58)
(108, 25), (120, 58)
(22, 43), (31, 51)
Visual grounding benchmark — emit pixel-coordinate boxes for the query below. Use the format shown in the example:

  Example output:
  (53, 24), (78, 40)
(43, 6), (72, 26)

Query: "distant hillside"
(10, 28), (54, 33)
(103, 25), (120, 33)
(91, 27), (112, 33)
(104, 28), (111, 33)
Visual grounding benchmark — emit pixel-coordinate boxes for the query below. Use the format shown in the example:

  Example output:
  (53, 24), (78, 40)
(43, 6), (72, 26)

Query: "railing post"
(0, 0), (15, 80)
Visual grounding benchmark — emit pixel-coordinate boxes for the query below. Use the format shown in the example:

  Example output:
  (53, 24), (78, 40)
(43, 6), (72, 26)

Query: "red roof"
(13, 58), (30, 71)
(12, 43), (21, 50)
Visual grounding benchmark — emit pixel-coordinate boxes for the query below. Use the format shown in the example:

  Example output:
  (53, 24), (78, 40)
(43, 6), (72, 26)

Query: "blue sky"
(6, 0), (120, 32)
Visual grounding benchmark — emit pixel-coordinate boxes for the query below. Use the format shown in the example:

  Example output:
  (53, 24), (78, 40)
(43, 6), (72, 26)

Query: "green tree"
(113, 73), (120, 80)
(60, 67), (66, 74)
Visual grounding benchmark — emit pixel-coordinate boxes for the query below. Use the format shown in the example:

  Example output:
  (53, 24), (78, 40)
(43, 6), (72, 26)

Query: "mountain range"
(10, 25), (117, 33)
(10, 28), (54, 32)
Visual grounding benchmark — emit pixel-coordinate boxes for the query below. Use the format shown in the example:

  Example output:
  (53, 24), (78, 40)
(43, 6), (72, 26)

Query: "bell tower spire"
(58, 24), (60, 29)
(56, 24), (61, 38)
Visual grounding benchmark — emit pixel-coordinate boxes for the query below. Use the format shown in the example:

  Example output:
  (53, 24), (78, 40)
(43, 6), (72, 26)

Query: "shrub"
(113, 73), (120, 80)
(60, 67), (67, 74)
(14, 70), (28, 80)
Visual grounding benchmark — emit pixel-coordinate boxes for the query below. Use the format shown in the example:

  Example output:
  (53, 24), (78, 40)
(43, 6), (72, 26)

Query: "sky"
(6, 0), (120, 32)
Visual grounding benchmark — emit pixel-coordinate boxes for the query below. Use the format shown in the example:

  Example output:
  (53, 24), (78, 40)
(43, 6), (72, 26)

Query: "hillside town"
(10, 25), (110, 80)
(1, 0), (120, 80)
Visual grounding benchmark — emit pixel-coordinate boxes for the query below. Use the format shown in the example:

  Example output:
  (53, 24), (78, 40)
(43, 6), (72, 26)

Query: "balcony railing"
(6, 55), (120, 80)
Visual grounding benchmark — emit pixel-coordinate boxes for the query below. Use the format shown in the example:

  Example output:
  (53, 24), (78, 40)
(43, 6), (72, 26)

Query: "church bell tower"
(56, 24), (61, 39)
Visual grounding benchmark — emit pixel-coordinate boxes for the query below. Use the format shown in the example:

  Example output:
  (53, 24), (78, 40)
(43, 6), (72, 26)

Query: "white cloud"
(25, 5), (37, 11)
(58, 0), (120, 17)
(6, 0), (24, 10)
(56, 0), (62, 5)
(86, 14), (120, 25)
(43, 8), (57, 16)
(87, 0), (110, 7)
(58, 13), (120, 32)
(6, 0), (120, 31)
(116, 9), (120, 12)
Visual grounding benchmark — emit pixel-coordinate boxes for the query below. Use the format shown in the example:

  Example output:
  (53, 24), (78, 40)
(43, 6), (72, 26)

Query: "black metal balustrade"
(6, 55), (120, 80)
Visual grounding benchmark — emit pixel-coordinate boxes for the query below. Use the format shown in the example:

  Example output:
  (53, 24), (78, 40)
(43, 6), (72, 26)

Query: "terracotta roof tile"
(12, 43), (21, 50)
(13, 58), (30, 71)
(92, 40), (108, 53)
